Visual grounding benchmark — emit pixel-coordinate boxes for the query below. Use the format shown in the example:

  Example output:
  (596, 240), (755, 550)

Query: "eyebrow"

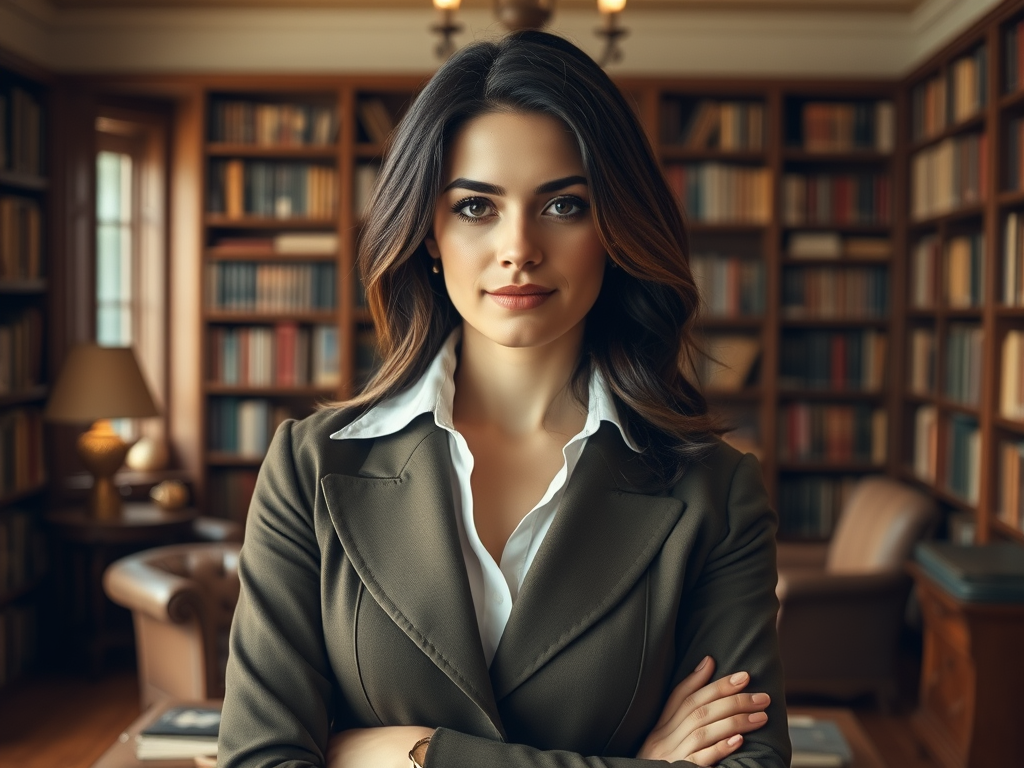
(441, 175), (588, 196)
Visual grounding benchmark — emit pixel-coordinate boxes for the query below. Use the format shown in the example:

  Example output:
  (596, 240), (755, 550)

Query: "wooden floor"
(0, 667), (940, 768)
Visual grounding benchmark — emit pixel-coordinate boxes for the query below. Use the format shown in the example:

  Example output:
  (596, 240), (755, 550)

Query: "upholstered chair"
(776, 476), (937, 709)
(103, 542), (241, 708)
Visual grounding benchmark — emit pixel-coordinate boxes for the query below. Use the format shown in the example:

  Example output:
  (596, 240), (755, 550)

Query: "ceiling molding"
(47, 0), (925, 12)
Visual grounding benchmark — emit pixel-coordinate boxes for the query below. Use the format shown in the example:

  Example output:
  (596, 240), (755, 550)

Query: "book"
(788, 715), (853, 767)
(136, 705), (220, 761)
(788, 232), (841, 259)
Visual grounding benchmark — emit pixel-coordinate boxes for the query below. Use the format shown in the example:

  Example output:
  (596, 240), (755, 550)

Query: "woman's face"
(426, 111), (606, 351)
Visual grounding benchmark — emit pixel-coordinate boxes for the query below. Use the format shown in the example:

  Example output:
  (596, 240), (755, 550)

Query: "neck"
(452, 323), (588, 438)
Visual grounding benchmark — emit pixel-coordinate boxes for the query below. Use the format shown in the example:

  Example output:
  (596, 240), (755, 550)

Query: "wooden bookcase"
(0, 49), (50, 688)
(198, 77), (423, 522)
(896, 0), (1024, 549)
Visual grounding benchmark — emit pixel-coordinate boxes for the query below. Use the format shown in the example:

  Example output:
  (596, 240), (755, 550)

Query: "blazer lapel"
(321, 414), (503, 736)
(489, 424), (685, 701)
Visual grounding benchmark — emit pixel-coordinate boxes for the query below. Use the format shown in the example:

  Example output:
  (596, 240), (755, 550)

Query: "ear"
(424, 236), (441, 260)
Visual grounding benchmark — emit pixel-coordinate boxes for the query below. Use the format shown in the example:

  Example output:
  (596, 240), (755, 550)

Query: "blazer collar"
(322, 414), (684, 731)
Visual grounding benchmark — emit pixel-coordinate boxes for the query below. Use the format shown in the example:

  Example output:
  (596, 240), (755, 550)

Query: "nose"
(496, 210), (542, 270)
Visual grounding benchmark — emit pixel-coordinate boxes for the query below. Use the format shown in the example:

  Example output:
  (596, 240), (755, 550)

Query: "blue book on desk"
(915, 541), (1024, 603)
(788, 715), (853, 768)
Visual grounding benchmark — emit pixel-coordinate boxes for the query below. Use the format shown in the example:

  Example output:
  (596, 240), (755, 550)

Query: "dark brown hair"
(342, 30), (716, 484)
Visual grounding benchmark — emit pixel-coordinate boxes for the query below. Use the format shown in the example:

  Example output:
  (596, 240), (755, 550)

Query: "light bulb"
(597, 0), (626, 12)
(434, 0), (461, 9)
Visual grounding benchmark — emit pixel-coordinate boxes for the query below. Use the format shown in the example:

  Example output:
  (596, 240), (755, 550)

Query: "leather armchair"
(776, 476), (937, 708)
(103, 542), (241, 708)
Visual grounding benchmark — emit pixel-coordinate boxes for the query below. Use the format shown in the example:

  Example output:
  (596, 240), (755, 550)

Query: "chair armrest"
(192, 516), (244, 543)
(777, 568), (909, 600)
(103, 556), (204, 624)
(775, 542), (829, 570)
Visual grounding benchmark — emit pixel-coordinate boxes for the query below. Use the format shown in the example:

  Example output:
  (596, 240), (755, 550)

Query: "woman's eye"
(452, 198), (493, 220)
(545, 197), (588, 218)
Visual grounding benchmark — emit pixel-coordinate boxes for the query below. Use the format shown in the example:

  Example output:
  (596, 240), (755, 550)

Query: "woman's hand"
(636, 656), (770, 766)
(327, 725), (434, 768)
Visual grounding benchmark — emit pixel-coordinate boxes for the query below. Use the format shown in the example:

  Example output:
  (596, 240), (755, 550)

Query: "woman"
(219, 30), (789, 768)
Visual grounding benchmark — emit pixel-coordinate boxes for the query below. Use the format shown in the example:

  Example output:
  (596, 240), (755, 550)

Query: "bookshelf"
(895, 0), (1024, 549)
(199, 80), (420, 522)
(0, 50), (49, 689)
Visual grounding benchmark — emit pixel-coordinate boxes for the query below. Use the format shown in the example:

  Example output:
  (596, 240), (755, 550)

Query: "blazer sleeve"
(421, 453), (791, 768)
(218, 419), (335, 768)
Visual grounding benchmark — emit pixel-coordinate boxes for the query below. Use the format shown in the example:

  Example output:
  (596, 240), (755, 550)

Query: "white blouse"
(330, 329), (639, 665)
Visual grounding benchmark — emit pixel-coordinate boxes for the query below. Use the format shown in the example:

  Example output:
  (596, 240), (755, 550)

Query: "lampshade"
(45, 344), (159, 423)
(597, 0), (627, 11)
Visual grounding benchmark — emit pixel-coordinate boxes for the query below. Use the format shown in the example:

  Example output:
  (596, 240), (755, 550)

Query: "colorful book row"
(778, 403), (887, 464)
(0, 196), (42, 281)
(1001, 330), (1024, 421)
(1002, 211), (1024, 306)
(778, 475), (859, 539)
(208, 160), (338, 219)
(909, 328), (936, 395)
(691, 254), (764, 318)
(0, 308), (43, 395)
(910, 233), (985, 309)
(997, 439), (1024, 532)
(945, 323), (983, 406)
(663, 164), (771, 224)
(779, 329), (887, 392)
(0, 508), (45, 599)
(0, 86), (42, 175)
(911, 44), (987, 141)
(207, 398), (294, 457)
(660, 99), (764, 150)
(911, 132), (987, 221)
(0, 408), (45, 500)
(798, 101), (894, 153)
(205, 263), (337, 313)
(781, 266), (888, 319)
(781, 173), (891, 226)
(209, 99), (338, 146)
(208, 323), (340, 388)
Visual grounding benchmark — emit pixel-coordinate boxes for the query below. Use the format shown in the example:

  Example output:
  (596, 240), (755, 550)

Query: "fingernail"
(729, 671), (749, 685)
(695, 656), (710, 672)
(727, 735), (742, 746)
(751, 693), (770, 705)
(748, 712), (768, 724)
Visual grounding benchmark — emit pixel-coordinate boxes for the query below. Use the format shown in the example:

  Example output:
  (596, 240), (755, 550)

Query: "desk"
(909, 563), (1024, 768)
(93, 701), (884, 768)
(47, 503), (198, 672)
(91, 699), (221, 768)
(789, 706), (887, 768)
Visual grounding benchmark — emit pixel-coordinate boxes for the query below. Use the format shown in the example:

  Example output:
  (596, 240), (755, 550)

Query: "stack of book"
(945, 233), (985, 308)
(663, 164), (771, 223)
(800, 101), (894, 153)
(0, 86), (42, 174)
(1002, 330), (1024, 420)
(949, 45), (988, 124)
(136, 705), (220, 761)
(205, 262), (337, 313)
(691, 254), (764, 317)
(911, 235), (941, 308)
(778, 404), (887, 464)
(909, 328), (936, 395)
(661, 99), (764, 150)
(911, 71), (949, 141)
(0, 196), (42, 280)
(781, 266), (888, 319)
(998, 439), (1024, 532)
(779, 330), (887, 391)
(911, 133), (987, 220)
(0, 407), (45, 498)
(947, 414), (981, 504)
(210, 100), (337, 146)
(208, 160), (338, 219)
(945, 324), (983, 406)
(0, 308), (43, 394)
(782, 173), (890, 225)
(1003, 212), (1024, 305)
(787, 232), (890, 261)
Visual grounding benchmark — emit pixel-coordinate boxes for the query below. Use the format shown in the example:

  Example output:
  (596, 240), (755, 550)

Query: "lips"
(486, 284), (554, 310)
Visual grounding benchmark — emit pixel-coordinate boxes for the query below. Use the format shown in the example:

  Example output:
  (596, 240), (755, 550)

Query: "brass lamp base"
(77, 419), (128, 520)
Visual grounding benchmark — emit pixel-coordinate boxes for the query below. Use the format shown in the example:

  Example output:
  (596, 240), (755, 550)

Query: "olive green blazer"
(219, 407), (791, 768)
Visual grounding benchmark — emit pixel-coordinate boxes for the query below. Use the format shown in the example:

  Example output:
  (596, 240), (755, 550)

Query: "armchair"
(103, 541), (241, 708)
(776, 476), (937, 708)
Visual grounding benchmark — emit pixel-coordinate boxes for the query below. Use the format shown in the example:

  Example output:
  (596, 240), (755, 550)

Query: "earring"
(431, 260), (441, 274)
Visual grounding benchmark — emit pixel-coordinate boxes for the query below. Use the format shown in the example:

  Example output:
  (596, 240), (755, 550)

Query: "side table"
(909, 562), (1024, 768)
(46, 502), (198, 672)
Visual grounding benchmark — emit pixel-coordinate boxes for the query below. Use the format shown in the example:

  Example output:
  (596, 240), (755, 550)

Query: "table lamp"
(45, 344), (159, 520)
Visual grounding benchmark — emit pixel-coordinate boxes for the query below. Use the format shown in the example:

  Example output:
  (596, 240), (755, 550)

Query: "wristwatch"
(409, 735), (431, 768)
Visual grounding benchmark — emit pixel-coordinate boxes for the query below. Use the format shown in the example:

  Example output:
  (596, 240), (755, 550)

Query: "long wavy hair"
(340, 30), (717, 484)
